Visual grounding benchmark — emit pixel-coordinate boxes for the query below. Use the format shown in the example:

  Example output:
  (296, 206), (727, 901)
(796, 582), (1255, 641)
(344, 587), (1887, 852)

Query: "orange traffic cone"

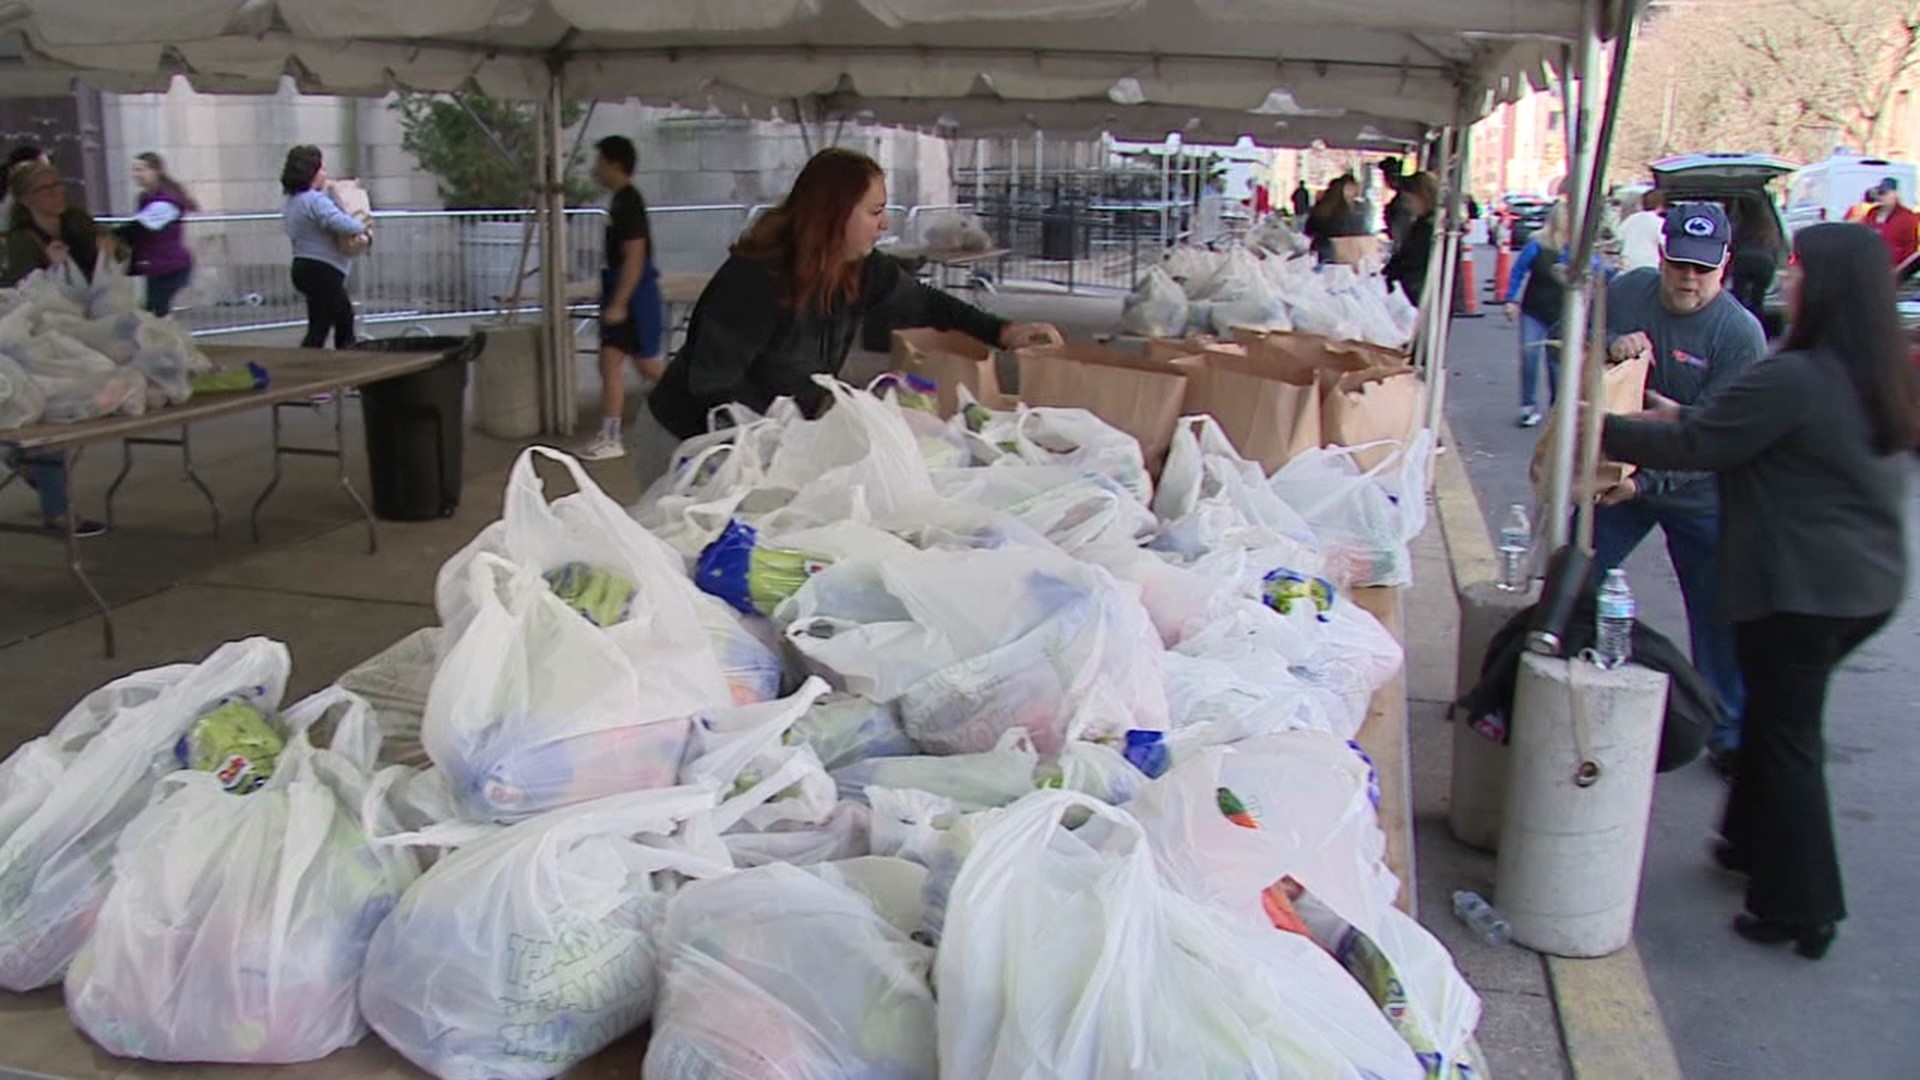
(1457, 247), (1482, 317)
(1493, 244), (1514, 302)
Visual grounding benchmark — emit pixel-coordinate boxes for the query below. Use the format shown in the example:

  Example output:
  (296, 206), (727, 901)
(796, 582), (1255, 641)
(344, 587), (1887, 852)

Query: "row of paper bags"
(892, 326), (1426, 478)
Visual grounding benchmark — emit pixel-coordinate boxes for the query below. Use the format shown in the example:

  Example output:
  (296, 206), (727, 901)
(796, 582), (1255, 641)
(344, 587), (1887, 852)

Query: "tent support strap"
(539, 65), (574, 436)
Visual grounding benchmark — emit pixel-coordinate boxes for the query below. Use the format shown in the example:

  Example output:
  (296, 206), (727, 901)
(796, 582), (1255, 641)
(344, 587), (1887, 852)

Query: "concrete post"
(1495, 653), (1669, 958)
(1448, 580), (1537, 851)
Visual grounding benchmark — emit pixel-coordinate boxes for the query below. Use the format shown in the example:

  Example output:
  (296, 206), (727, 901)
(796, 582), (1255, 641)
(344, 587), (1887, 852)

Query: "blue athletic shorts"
(599, 265), (665, 359)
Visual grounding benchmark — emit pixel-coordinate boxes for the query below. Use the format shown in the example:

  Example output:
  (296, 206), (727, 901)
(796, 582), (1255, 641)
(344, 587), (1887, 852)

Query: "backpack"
(1453, 592), (1717, 772)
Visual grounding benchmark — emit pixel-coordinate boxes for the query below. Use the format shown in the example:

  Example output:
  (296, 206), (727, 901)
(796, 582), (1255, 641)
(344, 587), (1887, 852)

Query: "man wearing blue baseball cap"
(1597, 201), (1769, 772)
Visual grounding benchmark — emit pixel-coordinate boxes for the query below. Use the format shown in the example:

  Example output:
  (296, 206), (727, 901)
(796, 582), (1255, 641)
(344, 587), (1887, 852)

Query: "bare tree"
(1607, 0), (1920, 181)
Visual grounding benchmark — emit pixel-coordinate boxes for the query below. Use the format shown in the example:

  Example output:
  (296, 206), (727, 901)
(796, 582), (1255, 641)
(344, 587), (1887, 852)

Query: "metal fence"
(102, 199), (1145, 338)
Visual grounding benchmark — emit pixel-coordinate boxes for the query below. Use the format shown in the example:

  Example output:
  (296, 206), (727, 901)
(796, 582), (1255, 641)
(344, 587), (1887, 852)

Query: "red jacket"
(1866, 204), (1920, 267)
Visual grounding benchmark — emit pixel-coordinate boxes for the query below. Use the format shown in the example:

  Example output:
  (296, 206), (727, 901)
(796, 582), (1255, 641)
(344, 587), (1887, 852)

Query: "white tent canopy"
(2, 0), (1623, 132)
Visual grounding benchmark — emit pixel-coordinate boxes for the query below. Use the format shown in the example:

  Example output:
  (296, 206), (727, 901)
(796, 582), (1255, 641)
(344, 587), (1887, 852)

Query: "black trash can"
(354, 335), (479, 521)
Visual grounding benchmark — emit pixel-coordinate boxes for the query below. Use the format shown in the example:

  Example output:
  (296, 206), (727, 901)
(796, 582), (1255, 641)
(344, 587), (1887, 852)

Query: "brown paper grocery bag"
(1016, 344), (1196, 469)
(1529, 354), (1651, 500)
(1238, 331), (1410, 385)
(891, 328), (1001, 418)
(1179, 348), (1323, 472)
(1328, 234), (1383, 269)
(1145, 335), (1229, 363)
(1322, 367), (1428, 470)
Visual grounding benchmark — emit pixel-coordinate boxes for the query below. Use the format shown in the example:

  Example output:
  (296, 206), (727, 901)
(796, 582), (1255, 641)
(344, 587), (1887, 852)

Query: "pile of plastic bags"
(1122, 241), (1421, 349)
(0, 258), (212, 430)
(0, 369), (1471, 1077)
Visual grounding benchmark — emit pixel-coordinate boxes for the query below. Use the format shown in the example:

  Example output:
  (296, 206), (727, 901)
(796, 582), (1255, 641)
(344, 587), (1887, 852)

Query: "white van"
(1785, 154), (1920, 233)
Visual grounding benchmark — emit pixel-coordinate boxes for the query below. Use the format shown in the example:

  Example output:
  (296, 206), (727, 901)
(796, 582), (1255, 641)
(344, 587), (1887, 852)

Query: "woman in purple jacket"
(117, 152), (198, 317)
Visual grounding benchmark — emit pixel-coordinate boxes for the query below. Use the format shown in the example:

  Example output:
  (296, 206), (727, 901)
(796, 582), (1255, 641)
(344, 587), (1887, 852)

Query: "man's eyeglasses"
(1661, 259), (1717, 276)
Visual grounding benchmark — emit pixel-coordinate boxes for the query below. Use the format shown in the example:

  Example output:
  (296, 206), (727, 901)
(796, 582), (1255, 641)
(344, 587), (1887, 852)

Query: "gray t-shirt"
(1605, 268), (1769, 514)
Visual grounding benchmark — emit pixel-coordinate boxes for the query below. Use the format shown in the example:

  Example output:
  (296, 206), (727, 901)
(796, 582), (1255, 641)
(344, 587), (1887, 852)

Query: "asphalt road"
(1440, 265), (1920, 1079)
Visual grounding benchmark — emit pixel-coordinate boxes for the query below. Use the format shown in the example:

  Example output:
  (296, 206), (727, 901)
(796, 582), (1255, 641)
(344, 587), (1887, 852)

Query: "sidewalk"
(1411, 433), (1683, 1080)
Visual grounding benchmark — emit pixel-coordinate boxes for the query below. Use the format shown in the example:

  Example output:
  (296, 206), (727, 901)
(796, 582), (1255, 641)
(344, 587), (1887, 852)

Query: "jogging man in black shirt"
(579, 135), (666, 462)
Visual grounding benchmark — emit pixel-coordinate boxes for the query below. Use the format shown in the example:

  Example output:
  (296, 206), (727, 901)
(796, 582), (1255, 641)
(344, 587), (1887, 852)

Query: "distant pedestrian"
(1601, 222), (1911, 959)
(1502, 207), (1573, 427)
(1617, 189), (1666, 273)
(576, 135), (667, 463)
(1382, 170), (1439, 307)
(279, 145), (370, 349)
(116, 152), (198, 317)
(1303, 174), (1369, 264)
(1859, 176), (1919, 269)
(1290, 180), (1312, 219)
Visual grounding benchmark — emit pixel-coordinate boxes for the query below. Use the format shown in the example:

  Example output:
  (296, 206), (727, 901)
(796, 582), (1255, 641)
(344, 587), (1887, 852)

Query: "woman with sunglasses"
(1601, 222), (1913, 959)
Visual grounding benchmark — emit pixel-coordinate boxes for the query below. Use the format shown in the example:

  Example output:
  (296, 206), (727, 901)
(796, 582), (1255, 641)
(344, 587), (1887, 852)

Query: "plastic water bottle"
(1497, 503), (1531, 591)
(1452, 890), (1513, 946)
(1595, 568), (1636, 669)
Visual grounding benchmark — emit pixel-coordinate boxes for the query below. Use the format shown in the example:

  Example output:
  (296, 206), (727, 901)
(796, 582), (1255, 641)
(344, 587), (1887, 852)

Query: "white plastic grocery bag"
(1118, 265), (1190, 339)
(1269, 430), (1433, 589)
(0, 637), (291, 991)
(760, 377), (938, 529)
(644, 863), (939, 1079)
(437, 446), (767, 707)
(936, 790), (1423, 1080)
(1130, 740), (1481, 1074)
(678, 678), (838, 838)
(65, 688), (417, 1065)
(359, 785), (730, 1080)
(784, 547), (1168, 757)
(427, 553), (706, 821)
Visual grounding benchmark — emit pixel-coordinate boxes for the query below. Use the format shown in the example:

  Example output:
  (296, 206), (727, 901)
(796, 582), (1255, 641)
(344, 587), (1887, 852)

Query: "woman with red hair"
(638, 148), (1061, 484)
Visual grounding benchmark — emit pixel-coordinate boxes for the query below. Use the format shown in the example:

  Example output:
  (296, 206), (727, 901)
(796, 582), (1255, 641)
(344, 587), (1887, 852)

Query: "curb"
(1430, 424), (1684, 1080)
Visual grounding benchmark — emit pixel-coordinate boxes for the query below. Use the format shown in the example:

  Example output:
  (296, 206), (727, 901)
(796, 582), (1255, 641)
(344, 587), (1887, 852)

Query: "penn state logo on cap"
(1661, 201), (1731, 268)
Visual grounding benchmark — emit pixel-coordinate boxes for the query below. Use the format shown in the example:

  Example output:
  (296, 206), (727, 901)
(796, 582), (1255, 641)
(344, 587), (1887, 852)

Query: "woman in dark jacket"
(1302, 174), (1370, 264)
(640, 147), (1061, 486)
(1382, 171), (1439, 308)
(1602, 222), (1912, 959)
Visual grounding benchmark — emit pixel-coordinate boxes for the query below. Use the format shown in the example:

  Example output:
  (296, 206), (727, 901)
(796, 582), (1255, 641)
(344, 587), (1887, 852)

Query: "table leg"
(334, 392), (377, 555)
(60, 445), (116, 657)
(250, 403), (287, 543)
(104, 439), (134, 528)
(179, 426), (221, 537)
(251, 397), (377, 554)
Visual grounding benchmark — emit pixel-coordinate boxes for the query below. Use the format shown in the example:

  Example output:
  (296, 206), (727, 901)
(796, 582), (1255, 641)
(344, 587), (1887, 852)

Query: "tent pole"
(539, 64), (573, 436)
(1543, 0), (1605, 553)
(1424, 94), (1476, 436)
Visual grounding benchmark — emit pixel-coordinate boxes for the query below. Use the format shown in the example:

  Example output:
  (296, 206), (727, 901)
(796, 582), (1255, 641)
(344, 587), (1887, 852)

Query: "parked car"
(1498, 194), (1555, 250)
(1651, 152), (1796, 335)
(1785, 153), (1919, 234)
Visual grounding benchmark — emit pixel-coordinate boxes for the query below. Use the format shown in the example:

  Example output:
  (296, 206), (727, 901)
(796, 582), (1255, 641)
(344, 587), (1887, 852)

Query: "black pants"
(143, 268), (191, 318)
(290, 258), (356, 349)
(1722, 611), (1889, 924)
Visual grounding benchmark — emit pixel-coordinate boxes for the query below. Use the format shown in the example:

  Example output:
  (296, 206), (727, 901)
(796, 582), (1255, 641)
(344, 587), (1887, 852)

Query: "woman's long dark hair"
(137, 152), (199, 212)
(1308, 174), (1355, 223)
(732, 147), (884, 313)
(280, 145), (323, 197)
(1784, 222), (1919, 454)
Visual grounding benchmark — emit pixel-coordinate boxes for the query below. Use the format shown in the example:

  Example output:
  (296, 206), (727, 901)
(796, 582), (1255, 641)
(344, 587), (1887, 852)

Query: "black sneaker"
(44, 518), (107, 538)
